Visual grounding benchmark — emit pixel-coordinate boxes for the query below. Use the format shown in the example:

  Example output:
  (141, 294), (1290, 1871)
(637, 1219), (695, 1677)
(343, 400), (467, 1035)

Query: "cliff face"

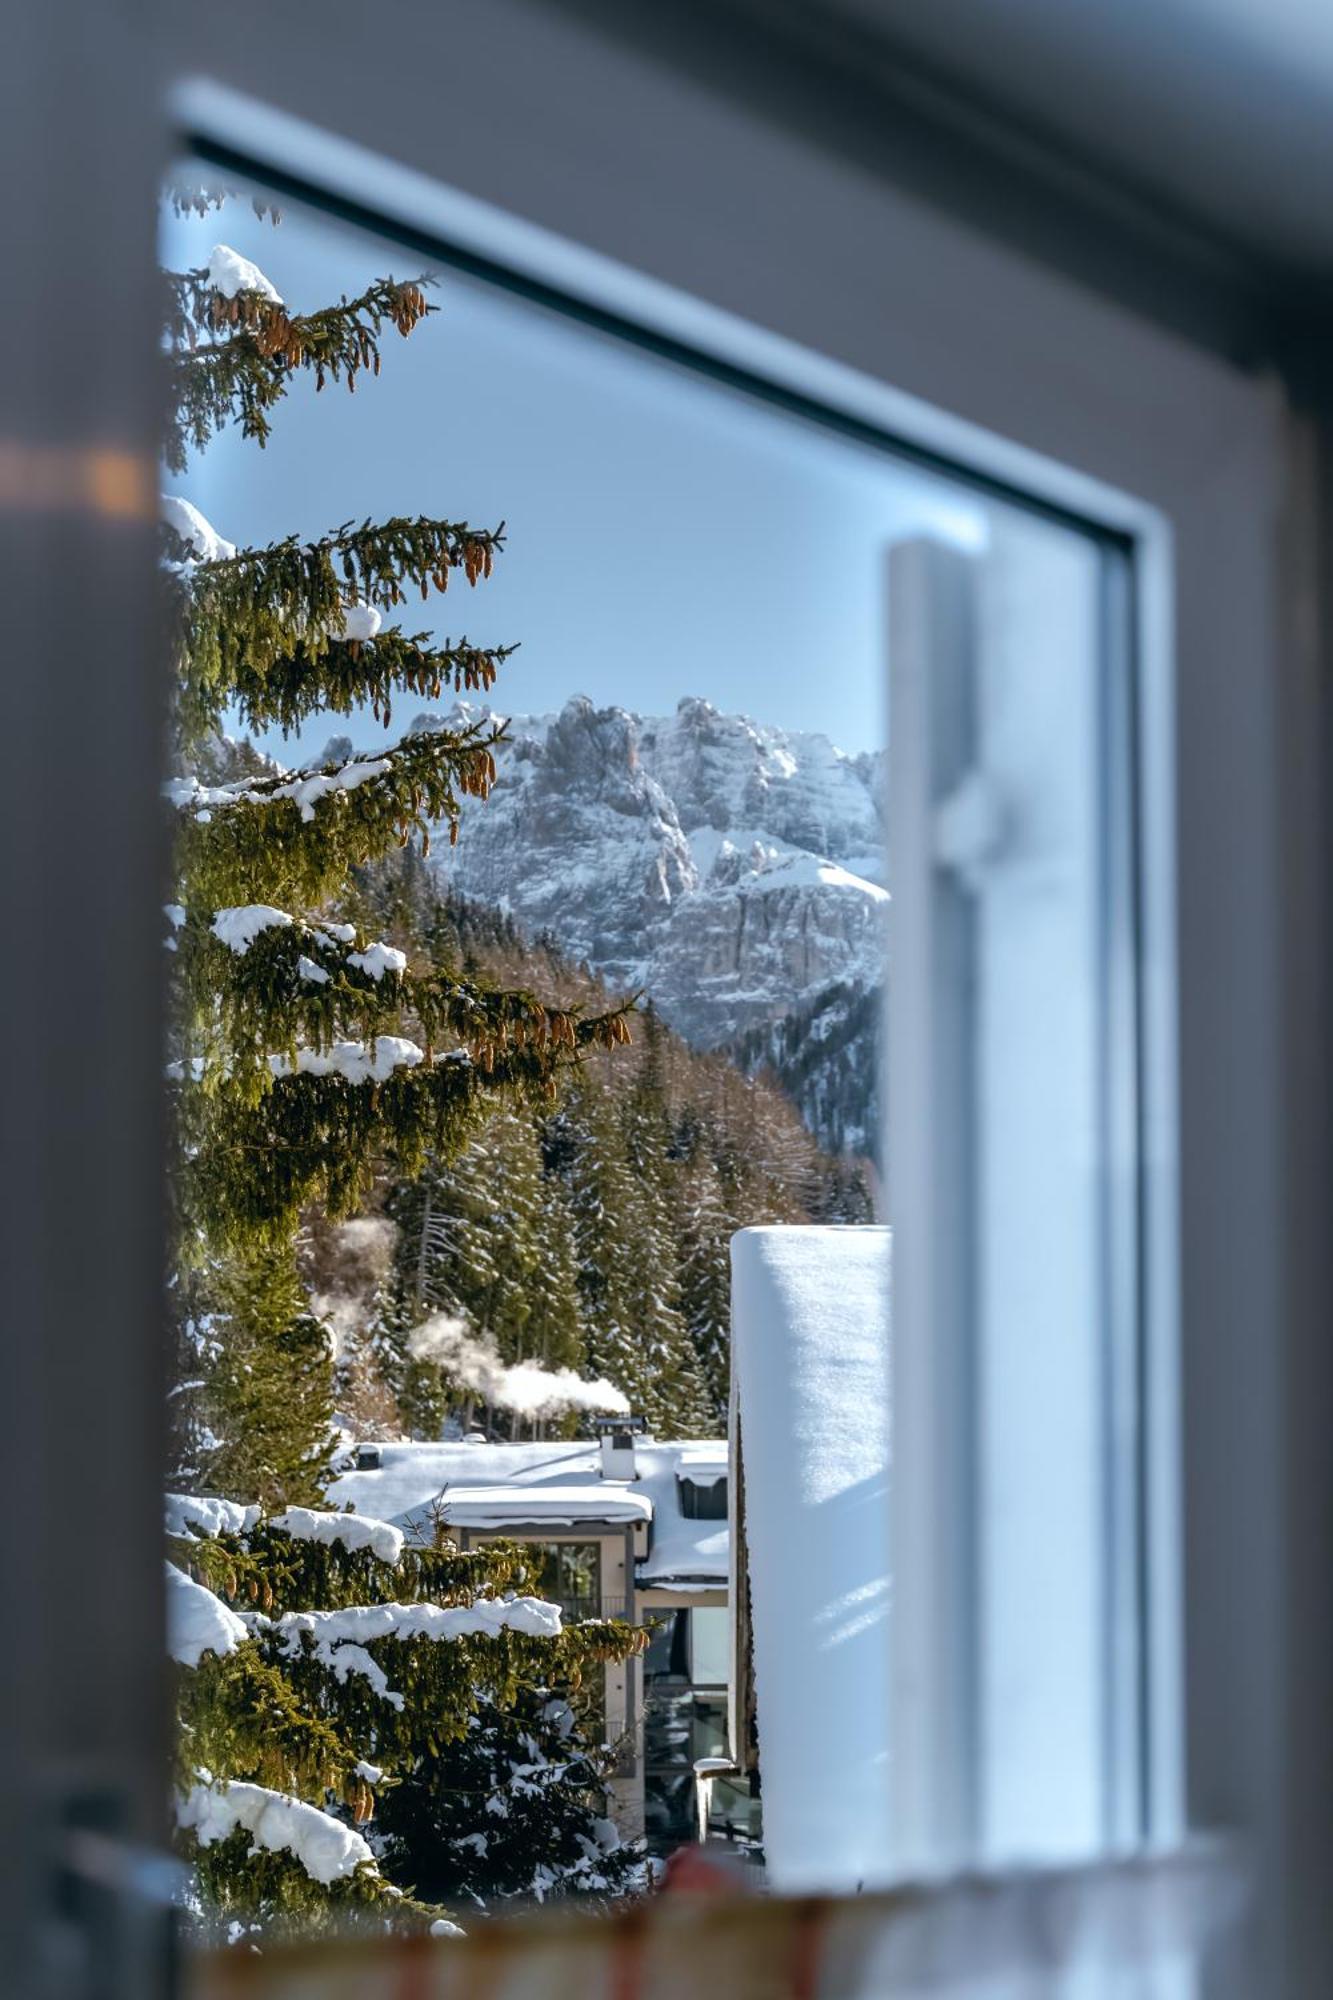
(417, 695), (887, 1149)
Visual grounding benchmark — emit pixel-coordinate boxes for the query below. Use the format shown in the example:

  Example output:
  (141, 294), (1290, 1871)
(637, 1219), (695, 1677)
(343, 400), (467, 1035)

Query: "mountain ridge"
(412, 694), (886, 1154)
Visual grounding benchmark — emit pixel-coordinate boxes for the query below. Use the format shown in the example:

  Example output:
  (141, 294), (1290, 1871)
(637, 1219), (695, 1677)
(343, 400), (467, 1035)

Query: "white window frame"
(148, 27), (1323, 1993)
(172, 55), (1182, 1813)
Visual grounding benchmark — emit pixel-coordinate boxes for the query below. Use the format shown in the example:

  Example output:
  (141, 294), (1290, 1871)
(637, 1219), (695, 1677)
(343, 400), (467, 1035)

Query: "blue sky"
(162, 191), (985, 763)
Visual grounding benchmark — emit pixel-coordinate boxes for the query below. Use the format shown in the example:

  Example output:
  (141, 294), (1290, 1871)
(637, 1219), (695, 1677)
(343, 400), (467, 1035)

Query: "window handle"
(933, 767), (1008, 890)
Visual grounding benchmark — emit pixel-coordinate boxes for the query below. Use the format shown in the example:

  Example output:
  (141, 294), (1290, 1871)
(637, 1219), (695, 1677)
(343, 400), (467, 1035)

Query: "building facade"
(327, 1427), (756, 1854)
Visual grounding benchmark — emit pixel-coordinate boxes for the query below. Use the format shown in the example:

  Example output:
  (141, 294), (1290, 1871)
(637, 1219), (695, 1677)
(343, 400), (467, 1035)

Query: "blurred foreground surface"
(187, 1845), (1239, 2000)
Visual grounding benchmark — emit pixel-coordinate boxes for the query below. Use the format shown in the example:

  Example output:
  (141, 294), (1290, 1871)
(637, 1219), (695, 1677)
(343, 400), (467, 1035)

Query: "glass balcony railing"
(556, 1594), (630, 1624)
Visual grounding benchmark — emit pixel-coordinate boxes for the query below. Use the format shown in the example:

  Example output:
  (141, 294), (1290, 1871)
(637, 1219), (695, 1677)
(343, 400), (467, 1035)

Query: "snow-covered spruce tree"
(168, 1505), (643, 1941)
(553, 1078), (715, 1437)
(380, 1107), (588, 1438)
(372, 1685), (644, 1911)
(674, 1149), (734, 1420)
(395, 1111), (549, 1365)
(162, 212), (644, 1934)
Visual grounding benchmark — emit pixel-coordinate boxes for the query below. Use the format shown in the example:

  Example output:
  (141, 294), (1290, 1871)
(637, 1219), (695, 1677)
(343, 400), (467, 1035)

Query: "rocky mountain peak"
(414, 694), (887, 1149)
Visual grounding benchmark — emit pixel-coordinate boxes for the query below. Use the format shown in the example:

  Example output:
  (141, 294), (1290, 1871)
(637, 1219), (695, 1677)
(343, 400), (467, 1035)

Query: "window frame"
(14, 11), (1319, 1984)
(168, 69), (1184, 1849)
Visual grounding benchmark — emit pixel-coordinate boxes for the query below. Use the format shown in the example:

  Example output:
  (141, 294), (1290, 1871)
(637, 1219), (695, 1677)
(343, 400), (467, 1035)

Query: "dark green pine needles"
(162, 201), (643, 1939)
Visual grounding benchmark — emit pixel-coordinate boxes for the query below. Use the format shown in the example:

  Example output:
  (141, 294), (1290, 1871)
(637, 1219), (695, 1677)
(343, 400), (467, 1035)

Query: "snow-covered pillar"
(730, 1224), (892, 1892)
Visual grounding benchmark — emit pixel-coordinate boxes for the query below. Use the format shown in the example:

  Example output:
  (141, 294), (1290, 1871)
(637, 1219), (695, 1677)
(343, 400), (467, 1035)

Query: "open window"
(18, 10), (1322, 1986)
(156, 115), (1199, 1964)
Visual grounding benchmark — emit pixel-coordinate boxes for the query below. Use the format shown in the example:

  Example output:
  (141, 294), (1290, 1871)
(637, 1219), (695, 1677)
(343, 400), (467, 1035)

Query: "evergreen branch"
(174, 1525), (641, 1796)
(164, 182), (281, 225)
(196, 513), (504, 602)
(174, 1033), (631, 1251)
(177, 1647), (355, 1802)
(174, 1524), (544, 1619)
(164, 274), (432, 470)
(169, 515), (505, 741)
(258, 1620), (645, 1744)
(180, 625), (517, 742)
(172, 910), (635, 1079)
(179, 1823), (431, 1941)
(171, 725), (506, 911)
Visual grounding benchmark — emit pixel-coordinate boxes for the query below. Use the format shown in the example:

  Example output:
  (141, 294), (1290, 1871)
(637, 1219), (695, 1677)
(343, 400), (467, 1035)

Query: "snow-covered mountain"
(414, 695), (887, 1152)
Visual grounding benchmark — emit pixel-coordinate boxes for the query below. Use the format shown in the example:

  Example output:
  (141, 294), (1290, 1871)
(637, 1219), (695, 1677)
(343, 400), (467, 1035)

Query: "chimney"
(596, 1413), (647, 1481)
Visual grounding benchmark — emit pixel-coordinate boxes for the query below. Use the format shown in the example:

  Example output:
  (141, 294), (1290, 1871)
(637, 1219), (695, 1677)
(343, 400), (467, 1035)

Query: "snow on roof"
(326, 1438), (729, 1589)
(426, 1483), (651, 1530)
(675, 1445), (727, 1483)
(635, 1447), (729, 1589)
(730, 1225), (892, 1894)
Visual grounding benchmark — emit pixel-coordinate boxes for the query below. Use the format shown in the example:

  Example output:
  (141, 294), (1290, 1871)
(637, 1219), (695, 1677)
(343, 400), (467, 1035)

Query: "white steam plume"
(406, 1312), (629, 1421)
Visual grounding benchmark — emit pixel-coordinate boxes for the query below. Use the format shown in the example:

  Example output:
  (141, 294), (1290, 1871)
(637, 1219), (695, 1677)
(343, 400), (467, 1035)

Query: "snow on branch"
(200, 905), (406, 976)
(256, 1597), (565, 1714)
(172, 1023), (623, 1251)
(188, 905), (407, 988)
(166, 1562), (249, 1667)
(347, 942), (407, 981)
(168, 724), (515, 921)
(166, 1494), (261, 1539)
(161, 494), (235, 566)
(170, 902), (634, 1084)
(268, 1595), (564, 1652)
(177, 1779), (376, 1887)
(165, 1493), (404, 1562)
(168, 753), (394, 826)
(337, 600), (382, 643)
(211, 905), (293, 952)
(165, 271), (432, 470)
(208, 243), (282, 305)
(268, 1037), (433, 1086)
(270, 1506), (404, 1566)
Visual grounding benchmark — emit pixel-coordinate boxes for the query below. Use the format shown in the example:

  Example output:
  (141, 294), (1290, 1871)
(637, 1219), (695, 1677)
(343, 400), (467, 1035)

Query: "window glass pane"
(679, 1475), (728, 1520)
(971, 514), (1123, 1858)
(690, 1607), (729, 1688)
(535, 1542), (601, 1620)
(882, 515), (1143, 1873)
(644, 1688), (694, 1771)
(643, 1607), (687, 1680)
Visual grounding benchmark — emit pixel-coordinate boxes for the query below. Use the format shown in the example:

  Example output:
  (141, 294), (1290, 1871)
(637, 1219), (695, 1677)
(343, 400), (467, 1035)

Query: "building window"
(678, 1475), (727, 1522)
(689, 1605), (729, 1688)
(535, 1542), (603, 1623)
(642, 1609), (745, 1852)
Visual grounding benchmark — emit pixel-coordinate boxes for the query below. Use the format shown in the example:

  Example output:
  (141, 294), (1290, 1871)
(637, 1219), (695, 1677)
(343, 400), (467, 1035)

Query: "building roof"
(325, 1438), (729, 1591)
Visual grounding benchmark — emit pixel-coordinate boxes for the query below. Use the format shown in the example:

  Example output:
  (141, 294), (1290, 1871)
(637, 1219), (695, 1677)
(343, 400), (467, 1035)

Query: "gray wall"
(0, 4), (173, 1995)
